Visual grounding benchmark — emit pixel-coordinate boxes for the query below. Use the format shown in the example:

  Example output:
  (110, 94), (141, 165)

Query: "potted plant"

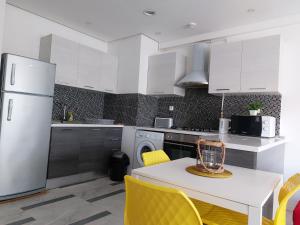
(247, 101), (263, 116)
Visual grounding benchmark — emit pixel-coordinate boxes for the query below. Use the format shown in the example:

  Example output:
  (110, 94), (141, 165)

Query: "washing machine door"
(135, 141), (156, 167)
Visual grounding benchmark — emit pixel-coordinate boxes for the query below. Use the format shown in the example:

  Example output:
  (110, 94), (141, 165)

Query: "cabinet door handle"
(7, 99), (13, 121)
(216, 88), (230, 91)
(10, 64), (16, 85)
(249, 88), (267, 90)
(84, 85), (95, 89)
(111, 138), (120, 141)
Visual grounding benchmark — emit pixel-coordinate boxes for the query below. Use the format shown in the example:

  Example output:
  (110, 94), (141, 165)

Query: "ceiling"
(7, 0), (300, 43)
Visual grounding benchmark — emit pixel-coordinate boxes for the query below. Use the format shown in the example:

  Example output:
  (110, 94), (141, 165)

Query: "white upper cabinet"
(40, 35), (79, 86)
(241, 35), (280, 93)
(77, 45), (103, 91)
(39, 34), (118, 93)
(209, 35), (281, 94)
(209, 42), (242, 93)
(147, 52), (185, 96)
(100, 54), (118, 93)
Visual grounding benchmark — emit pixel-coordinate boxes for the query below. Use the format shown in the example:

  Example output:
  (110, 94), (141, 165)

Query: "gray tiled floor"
(0, 177), (294, 225)
(0, 177), (125, 225)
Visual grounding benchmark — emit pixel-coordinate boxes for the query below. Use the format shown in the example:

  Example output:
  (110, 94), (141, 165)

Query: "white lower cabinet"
(147, 52), (185, 96)
(39, 34), (118, 93)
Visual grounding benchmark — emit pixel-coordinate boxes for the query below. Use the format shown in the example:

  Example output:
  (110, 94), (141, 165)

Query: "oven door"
(163, 141), (197, 160)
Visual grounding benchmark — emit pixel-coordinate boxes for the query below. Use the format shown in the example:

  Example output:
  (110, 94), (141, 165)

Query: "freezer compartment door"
(0, 92), (53, 197)
(1, 54), (56, 96)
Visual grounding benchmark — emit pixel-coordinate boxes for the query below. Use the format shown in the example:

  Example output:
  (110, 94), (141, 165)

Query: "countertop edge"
(136, 127), (286, 152)
(51, 124), (124, 128)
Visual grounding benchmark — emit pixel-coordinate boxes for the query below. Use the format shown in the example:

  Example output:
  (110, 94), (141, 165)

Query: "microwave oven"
(231, 115), (276, 138)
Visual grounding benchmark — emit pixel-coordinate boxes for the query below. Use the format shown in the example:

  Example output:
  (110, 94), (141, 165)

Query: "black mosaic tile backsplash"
(52, 84), (105, 121)
(157, 89), (221, 129)
(103, 94), (139, 125)
(136, 95), (159, 127)
(53, 85), (281, 134)
(157, 88), (281, 134)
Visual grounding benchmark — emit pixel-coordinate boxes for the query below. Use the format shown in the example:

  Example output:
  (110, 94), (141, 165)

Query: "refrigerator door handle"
(7, 99), (13, 121)
(10, 63), (16, 85)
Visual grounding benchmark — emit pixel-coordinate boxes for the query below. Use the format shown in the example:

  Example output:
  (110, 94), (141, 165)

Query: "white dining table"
(131, 158), (283, 225)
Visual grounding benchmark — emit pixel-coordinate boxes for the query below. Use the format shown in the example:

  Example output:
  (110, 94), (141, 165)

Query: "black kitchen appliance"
(231, 115), (276, 137)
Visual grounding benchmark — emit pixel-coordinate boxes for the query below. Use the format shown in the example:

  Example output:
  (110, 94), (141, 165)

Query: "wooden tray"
(186, 166), (232, 178)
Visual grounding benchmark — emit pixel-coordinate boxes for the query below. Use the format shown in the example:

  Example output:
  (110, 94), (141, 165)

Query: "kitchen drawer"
(78, 128), (105, 173)
(225, 148), (256, 169)
(48, 128), (80, 179)
(48, 127), (123, 179)
(103, 128), (123, 139)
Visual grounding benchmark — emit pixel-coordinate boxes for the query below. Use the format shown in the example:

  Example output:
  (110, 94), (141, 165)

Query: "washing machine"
(133, 130), (164, 169)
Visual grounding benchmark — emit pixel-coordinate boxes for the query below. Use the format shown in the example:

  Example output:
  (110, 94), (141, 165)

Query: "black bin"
(109, 151), (130, 181)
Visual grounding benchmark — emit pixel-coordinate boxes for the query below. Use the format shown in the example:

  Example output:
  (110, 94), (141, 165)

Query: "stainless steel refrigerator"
(0, 54), (56, 200)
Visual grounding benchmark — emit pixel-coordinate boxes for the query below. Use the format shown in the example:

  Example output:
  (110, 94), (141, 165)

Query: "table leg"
(273, 178), (283, 219)
(248, 206), (263, 225)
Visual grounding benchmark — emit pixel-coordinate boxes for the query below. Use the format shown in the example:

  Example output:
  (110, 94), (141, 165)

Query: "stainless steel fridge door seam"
(2, 90), (53, 98)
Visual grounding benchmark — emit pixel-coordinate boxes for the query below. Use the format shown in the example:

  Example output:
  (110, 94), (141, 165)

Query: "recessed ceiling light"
(184, 22), (197, 29)
(247, 8), (255, 13)
(143, 10), (156, 16)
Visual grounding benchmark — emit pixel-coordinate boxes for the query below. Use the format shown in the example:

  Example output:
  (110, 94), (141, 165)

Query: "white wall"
(138, 35), (158, 94)
(279, 24), (300, 207)
(2, 4), (107, 59)
(0, 0), (6, 55)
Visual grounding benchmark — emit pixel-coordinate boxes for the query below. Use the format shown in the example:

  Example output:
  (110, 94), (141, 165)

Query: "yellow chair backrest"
(142, 150), (170, 167)
(274, 173), (300, 225)
(124, 175), (203, 225)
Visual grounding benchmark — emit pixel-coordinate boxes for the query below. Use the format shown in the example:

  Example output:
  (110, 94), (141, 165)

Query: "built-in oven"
(163, 133), (198, 160)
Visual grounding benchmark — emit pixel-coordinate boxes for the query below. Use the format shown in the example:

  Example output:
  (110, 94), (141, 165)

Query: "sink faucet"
(63, 105), (67, 121)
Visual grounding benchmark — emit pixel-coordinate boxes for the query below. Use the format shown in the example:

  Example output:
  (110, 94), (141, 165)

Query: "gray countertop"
(51, 123), (124, 128)
(136, 127), (286, 152)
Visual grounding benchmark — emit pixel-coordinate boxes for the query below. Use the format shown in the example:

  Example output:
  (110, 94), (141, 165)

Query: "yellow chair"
(141, 150), (215, 218)
(142, 150), (170, 167)
(124, 175), (203, 225)
(200, 173), (300, 225)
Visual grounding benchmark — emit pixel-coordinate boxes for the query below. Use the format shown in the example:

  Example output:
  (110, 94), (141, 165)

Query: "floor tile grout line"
(21, 194), (75, 210)
(68, 211), (111, 225)
(110, 182), (124, 186)
(87, 189), (125, 203)
(59, 179), (98, 188)
(5, 217), (36, 225)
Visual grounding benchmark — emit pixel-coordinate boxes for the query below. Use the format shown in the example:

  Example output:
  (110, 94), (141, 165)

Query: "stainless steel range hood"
(176, 43), (209, 87)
